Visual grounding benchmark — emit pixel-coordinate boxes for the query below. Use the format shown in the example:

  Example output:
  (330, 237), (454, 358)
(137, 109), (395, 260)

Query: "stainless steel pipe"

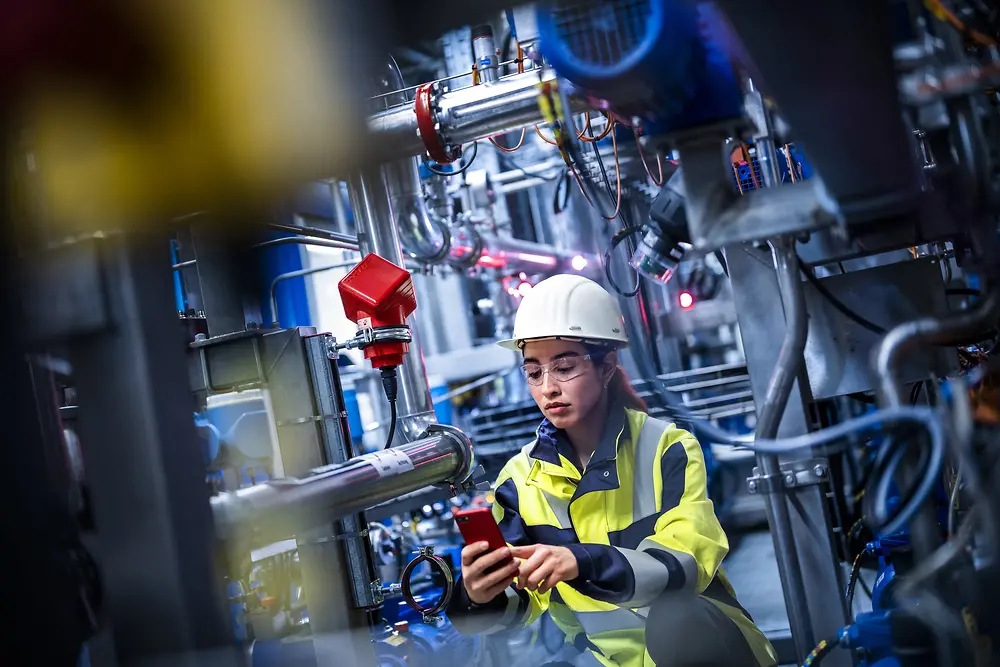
(367, 68), (585, 160)
(755, 239), (816, 657)
(876, 290), (1000, 406)
(211, 425), (475, 545)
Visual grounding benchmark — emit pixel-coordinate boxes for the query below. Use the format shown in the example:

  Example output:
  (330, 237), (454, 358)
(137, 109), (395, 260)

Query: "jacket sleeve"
(565, 429), (729, 608)
(449, 467), (550, 634)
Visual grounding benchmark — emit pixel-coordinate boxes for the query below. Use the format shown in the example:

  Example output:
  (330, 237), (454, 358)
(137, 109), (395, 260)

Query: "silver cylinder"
(366, 69), (584, 160)
(472, 25), (500, 84)
(212, 425), (475, 545)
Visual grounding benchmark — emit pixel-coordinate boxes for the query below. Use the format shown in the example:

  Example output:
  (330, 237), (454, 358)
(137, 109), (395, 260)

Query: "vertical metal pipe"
(347, 168), (437, 443)
(755, 238), (815, 656)
(472, 25), (499, 84)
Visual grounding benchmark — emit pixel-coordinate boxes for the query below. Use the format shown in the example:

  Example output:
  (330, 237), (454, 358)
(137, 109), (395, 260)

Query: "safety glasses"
(519, 355), (593, 386)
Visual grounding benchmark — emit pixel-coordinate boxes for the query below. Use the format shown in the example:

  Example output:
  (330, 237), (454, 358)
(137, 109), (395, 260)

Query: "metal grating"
(550, 0), (652, 67)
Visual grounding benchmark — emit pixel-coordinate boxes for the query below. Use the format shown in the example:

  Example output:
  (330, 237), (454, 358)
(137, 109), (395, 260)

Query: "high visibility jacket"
(478, 404), (777, 667)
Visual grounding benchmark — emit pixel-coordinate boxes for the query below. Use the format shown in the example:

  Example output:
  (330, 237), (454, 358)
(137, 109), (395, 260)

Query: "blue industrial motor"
(536, 0), (744, 134)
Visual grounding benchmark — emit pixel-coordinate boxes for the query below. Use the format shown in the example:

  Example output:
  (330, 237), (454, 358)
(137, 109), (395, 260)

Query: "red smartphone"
(454, 507), (513, 570)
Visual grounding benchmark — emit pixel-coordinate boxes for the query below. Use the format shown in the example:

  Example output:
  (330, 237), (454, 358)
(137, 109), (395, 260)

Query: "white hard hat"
(498, 274), (628, 350)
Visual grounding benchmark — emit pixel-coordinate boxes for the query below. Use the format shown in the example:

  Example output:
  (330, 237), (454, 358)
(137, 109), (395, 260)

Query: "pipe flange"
(416, 83), (461, 165)
(424, 423), (475, 484)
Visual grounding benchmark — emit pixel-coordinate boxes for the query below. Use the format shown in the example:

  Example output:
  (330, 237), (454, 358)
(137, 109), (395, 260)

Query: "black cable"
(947, 288), (981, 297)
(384, 400), (397, 450)
(424, 141), (478, 177)
(604, 226), (643, 298)
(552, 168), (572, 214)
(380, 367), (399, 449)
(845, 551), (864, 612)
(799, 258), (886, 334)
(802, 636), (839, 666)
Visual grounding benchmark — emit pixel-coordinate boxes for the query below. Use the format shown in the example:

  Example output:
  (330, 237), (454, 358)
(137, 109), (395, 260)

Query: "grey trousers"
(644, 592), (761, 667)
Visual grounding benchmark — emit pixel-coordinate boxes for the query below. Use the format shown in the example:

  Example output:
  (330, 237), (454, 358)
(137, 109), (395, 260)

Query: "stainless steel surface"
(876, 289), (999, 406)
(744, 89), (782, 188)
(367, 69), (584, 158)
(383, 156), (477, 266)
(803, 259), (956, 400)
(211, 426), (475, 544)
(299, 334), (379, 666)
(726, 243), (851, 667)
(348, 165), (438, 443)
(677, 138), (837, 253)
(753, 239), (815, 657)
(472, 26), (499, 84)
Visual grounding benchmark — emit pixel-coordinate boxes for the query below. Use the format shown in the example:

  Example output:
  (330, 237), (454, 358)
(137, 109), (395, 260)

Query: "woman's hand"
(510, 544), (579, 594)
(461, 542), (519, 605)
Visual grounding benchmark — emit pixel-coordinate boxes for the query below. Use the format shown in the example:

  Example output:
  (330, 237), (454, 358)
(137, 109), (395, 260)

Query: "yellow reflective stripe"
(632, 417), (670, 520)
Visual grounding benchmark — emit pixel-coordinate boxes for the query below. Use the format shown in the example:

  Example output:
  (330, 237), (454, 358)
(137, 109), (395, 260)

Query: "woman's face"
(521, 339), (615, 430)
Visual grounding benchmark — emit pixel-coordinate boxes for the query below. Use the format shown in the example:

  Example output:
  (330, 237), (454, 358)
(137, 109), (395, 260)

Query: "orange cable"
(489, 128), (526, 152)
(634, 127), (664, 186)
(517, 43), (525, 74)
(741, 144), (760, 190)
(534, 124), (560, 146)
(925, 0), (997, 46)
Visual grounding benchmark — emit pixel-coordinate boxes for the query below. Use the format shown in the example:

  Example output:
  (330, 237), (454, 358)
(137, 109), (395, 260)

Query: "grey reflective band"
(614, 547), (672, 607)
(481, 587), (528, 635)
(539, 488), (573, 529)
(573, 607), (647, 636)
(632, 417), (670, 520)
(638, 539), (699, 592)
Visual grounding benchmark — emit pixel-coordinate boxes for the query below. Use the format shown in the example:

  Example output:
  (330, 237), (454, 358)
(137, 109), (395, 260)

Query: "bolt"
(814, 464), (826, 478)
(747, 480), (758, 494)
(784, 472), (796, 486)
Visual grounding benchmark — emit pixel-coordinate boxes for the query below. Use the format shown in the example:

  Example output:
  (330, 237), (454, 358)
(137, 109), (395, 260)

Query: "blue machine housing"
(536, 0), (744, 134)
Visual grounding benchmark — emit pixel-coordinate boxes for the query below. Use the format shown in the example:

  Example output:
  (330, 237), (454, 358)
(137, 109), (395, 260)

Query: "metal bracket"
(334, 325), (413, 352)
(747, 458), (829, 495)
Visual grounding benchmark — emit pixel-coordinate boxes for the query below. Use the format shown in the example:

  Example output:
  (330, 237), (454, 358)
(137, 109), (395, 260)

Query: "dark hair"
(588, 346), (648, 413)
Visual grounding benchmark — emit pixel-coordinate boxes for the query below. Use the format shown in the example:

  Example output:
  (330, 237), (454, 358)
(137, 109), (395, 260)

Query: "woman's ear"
(601, 351), (619, 385)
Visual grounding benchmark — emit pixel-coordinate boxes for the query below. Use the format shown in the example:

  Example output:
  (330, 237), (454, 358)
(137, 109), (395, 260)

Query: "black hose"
(424, 141), (479, 177)
(802, 636), (839, 666)
(845, 551), (864, 613)
(381, 366), (399, 449)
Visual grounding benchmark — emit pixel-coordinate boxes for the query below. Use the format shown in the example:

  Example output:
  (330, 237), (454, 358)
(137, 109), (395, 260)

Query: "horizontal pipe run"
(211, 426), (475, 546)
(367, 69), (588, 160)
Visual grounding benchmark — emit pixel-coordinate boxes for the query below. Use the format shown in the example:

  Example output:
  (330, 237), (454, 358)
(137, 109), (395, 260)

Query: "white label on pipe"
(368, 449), (416, 477)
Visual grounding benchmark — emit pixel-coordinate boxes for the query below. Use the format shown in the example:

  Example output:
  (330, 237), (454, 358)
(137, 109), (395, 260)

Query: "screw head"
(748, 480), (758, 493)
(784, 472), (796, 486)
(814, 464), (826, 478)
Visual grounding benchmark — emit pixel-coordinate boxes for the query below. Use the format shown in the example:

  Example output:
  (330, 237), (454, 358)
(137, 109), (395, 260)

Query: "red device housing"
(454, 507), (513, 571)
(338, 254), (416, 368)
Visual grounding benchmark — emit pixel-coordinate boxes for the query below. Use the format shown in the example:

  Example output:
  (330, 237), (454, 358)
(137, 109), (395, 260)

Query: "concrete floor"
(723, 530), (790, 636)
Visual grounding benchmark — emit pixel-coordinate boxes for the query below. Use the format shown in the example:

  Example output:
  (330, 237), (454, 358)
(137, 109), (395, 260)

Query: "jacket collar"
(528, 396), (630, 472)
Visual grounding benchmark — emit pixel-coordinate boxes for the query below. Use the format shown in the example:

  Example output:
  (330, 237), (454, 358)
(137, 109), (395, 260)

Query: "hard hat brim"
(495, 335), (629, 351)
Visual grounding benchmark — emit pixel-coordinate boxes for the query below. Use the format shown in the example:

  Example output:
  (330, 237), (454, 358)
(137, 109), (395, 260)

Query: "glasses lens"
(520, 364), (544, 385)
(550, 358), (583, 382)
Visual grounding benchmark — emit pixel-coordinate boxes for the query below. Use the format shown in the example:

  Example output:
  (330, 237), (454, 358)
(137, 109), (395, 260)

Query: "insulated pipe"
(366, 68), (584, 161)
(755, 239), (815, 657)
(211, 426), (475, 546)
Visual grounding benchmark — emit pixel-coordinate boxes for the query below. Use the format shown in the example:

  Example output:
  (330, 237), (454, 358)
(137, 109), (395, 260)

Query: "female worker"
(449, 274), (776, 667)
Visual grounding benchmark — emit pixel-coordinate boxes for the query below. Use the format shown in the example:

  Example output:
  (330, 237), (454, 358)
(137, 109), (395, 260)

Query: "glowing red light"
(477, 253), (507, 268)
(517, 281), (533, 297)
(679, 292), (694, 309)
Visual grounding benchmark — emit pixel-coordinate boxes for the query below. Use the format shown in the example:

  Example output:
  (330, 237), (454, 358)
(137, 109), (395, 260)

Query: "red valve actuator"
(338, 254), (416, 368)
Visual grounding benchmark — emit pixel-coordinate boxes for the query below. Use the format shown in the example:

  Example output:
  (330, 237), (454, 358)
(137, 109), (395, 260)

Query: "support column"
(726, 243), (850, 667)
